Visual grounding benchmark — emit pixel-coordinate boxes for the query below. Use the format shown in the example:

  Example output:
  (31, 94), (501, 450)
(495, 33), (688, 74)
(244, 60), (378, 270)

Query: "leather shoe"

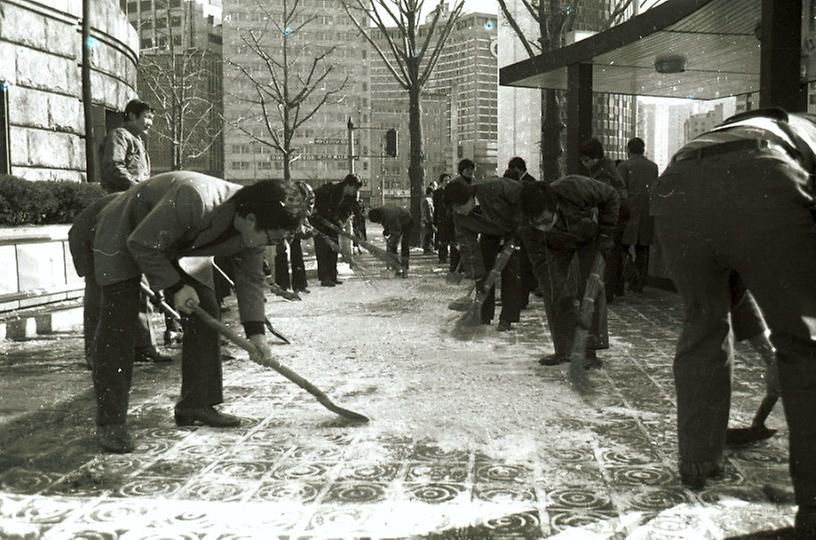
(539, 354), (569, 366)
(174, 406), (241, 428)
(134, 348), (173, 363)
(294, 287), (311, 294)
(320, 281), (336, 287)
(332, 279), (344, 285)
(584, 350), (603, 370)
(97, 424), (134, 453)
(497, 321), (512, 332)
(680, 461), (723, 491)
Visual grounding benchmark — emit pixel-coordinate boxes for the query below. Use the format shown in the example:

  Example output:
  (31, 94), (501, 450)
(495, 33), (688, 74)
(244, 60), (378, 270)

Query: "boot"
(97, 424), (134, 454)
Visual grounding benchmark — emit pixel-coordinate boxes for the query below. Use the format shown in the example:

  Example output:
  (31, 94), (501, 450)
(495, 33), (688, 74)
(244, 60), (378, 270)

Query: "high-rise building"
(498, 0), (637, 176)
(684, 104), (724, 143)
(369, 7), (498, 200)
(123, 0), (224, 177)
(221, 0), (372, 196)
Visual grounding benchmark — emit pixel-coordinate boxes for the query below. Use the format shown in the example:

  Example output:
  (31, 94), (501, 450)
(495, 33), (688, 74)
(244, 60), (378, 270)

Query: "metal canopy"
(499, 0), (763, 100)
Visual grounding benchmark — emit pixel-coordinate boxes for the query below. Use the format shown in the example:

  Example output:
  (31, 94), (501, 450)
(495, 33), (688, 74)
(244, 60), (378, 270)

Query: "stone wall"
(0, 0), (139, 182)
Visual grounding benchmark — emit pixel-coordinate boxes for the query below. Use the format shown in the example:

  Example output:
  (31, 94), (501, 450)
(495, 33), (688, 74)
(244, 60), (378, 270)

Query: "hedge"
(0, 175), (106, 226)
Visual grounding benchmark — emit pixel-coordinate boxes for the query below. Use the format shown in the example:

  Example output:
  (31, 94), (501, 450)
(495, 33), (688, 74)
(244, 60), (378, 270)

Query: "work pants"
(604, 231), (626, 301)
(83, 274), (154, 366)
(274, 238), (308, 291)
(478, 235), (522, 324)
(536, 243), (609, 357)
(655, 143), (816, 507)
(626, 244), (650, 292)
(518, 242), (538, 308)
(386, 222), (413, 271)
(314, 231), (339, 283)
(92, 277), (223, 426)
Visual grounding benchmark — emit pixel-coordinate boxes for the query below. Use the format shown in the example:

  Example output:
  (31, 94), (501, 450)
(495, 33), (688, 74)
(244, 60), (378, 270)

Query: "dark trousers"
(478, 235), (522, 324)
(626, 244), (650, 292)
(274, 238), (308, 291)
(387, 223), (413, 271)
(655, 145), (816, 507)
(314, 231), (339, 283)
(421, 224), (435, 252)
(604, 232), (626, 301)
(536, 243), (609, 357)
(92, 277), (224, 426)
(449, 245), (461, 273)
(83, 274), (153, 365)
(518, 242), (538, 308)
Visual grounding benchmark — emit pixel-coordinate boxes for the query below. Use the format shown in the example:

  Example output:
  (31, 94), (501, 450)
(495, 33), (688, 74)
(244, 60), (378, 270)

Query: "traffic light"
(385, 128), (398, 157)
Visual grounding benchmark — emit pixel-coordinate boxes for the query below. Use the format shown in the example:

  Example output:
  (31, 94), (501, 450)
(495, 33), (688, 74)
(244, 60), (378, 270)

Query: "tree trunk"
(407, 83), (425, 246)
(540, 88), (563, 182)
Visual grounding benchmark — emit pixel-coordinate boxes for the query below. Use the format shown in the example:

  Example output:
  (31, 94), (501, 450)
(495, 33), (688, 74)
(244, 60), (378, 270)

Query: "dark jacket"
(374, 206), (412, 235)
(101, 125), (151, 193)
(91, 171), (267, 325)
(313, 181), (355, 234)
(68, 193), (121, 278)
(617, 154), (658, 245)
(432, 187), (454, 242)
(589, 157), (629, 227)
(453, 176), (523, 278)
(520, 174), (620, 267)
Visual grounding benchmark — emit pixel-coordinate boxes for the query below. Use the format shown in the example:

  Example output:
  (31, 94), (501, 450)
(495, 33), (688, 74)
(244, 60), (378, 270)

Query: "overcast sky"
(463, 0), (498, 14)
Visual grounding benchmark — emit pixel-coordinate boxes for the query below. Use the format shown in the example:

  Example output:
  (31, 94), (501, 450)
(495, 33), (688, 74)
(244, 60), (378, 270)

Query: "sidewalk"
(0, 246), (796, 538)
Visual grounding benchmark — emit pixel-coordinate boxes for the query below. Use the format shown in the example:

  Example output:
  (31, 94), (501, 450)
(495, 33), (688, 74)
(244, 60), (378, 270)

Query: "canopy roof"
(499, 0), (764, 100)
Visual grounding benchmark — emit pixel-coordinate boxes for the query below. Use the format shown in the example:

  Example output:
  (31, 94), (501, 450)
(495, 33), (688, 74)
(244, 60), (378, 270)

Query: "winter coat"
(520, 174), (620, 261)
(313, 181), (355, 234)
(421, 196), (434, 225)
(375, 206), (412, 236)
(453, 176), (523, 279)
(617, 154), (658, 245)
(101, 125), (151, 193)
(432, 187), (454, 242)
(91, 171), (267, 325)
(68, 193), (121, 278)
(589, 157), (629, 228)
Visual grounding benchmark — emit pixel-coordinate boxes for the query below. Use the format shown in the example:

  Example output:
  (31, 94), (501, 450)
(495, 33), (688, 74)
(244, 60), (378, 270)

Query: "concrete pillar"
(566, 63), (593, 175)
(760, 0), (805, 111)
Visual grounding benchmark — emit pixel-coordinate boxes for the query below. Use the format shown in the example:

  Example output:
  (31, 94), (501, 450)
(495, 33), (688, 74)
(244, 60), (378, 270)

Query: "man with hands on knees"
(90, 171), (309, 453)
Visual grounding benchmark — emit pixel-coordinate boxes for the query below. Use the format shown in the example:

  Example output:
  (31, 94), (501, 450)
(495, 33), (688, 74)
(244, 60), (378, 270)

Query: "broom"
(312, 216), (403, 270)
(457, 240), (517, 327)
(567, 252), (605, 395)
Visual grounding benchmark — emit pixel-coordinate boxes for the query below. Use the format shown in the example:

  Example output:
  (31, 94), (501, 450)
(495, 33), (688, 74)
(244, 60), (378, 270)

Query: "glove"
(598, 234), (615, 257)
(174, 284), (200, 314)
(248, 334), (273, 366)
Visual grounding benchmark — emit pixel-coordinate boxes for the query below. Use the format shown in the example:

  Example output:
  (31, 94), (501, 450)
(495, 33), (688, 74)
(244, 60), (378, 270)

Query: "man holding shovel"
(84, 171), (308, 453)
(517, 176), (619, 368)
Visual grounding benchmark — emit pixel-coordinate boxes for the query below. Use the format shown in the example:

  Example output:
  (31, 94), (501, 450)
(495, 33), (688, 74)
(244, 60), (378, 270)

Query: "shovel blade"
(726, 425), (778, 447)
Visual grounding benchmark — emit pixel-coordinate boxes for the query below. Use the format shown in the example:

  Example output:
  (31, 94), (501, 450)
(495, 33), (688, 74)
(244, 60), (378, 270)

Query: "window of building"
(0, 81), (9, 175)
(127, 1), (138, 13)
(140, 0), (151, 11)
(141, 37), (154, 48)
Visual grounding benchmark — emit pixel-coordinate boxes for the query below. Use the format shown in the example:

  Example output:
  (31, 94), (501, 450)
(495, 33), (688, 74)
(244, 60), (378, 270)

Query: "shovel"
(187, 301), (370, 423)
(726, 395), (778, 446)
(568, 253), (606, 395)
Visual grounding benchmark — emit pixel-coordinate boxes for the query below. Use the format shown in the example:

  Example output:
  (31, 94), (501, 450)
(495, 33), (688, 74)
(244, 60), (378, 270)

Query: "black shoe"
(294, 287), (311, 294)
(134, 348), (173, 363)
(320, 281), (336, 287)
(539, 354), (569, 366)
(97, 424), (134, 454)
(332, 279), (344, 285)
(174, 406), (241, 428)
(497, 321), (512, 332)
(584, 350), (603, 370)
(679, 461), (723, 491)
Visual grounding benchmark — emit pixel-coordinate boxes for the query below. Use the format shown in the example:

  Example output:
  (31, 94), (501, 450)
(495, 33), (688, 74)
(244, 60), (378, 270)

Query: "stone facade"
(0, 0), (139, 182)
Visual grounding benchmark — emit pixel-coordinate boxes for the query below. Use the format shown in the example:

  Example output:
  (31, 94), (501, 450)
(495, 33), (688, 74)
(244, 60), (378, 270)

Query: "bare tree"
(340, 0), (464, 244)
(138, 0), (222, 172)
(497, 0), (634, 181)
(227, 0), (348, 183)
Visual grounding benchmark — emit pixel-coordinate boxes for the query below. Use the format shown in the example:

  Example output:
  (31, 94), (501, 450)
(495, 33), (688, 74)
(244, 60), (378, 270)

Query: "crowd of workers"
(66, 97), (816, 537)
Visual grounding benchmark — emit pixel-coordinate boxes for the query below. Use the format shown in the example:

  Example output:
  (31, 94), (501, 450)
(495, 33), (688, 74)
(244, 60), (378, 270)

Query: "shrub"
(0, 175), (106, 226)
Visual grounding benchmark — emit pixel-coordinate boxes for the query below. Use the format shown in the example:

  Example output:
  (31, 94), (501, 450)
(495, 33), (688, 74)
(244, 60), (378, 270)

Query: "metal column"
(566, 63), (593, 175)
(760, 0), (805, 111)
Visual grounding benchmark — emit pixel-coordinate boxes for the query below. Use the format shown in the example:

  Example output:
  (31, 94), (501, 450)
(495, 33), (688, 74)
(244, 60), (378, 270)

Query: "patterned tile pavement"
(0, 250), (798, 539)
